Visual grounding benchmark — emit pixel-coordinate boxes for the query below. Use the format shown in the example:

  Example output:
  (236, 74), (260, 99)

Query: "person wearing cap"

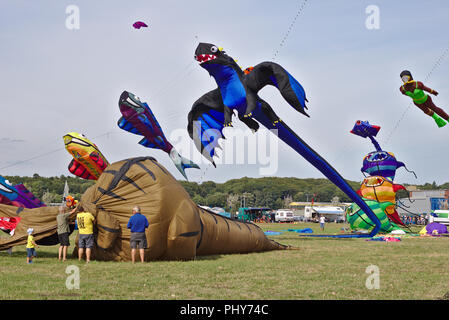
(26, 228), (38, 264)
(127, 206), (149, 263)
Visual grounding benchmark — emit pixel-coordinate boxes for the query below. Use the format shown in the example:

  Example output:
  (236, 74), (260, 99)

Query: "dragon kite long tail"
(189, 42), (381, 237)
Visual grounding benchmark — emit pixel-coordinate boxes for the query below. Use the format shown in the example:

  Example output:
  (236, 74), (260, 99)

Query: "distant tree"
(283, 195), (292, 208)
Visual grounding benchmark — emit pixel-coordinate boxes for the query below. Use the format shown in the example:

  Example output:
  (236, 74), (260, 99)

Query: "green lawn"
(1, 222), (448, 300)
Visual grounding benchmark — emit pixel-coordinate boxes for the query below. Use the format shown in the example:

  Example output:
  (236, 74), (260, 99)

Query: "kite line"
(272, 0), (309, 62)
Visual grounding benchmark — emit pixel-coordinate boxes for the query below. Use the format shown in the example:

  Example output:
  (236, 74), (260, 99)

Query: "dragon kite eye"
(210, 46), (218, 53)
(194, 55), (197, 60)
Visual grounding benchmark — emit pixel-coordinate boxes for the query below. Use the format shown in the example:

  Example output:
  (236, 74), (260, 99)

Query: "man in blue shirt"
(127, 206), (149, 263)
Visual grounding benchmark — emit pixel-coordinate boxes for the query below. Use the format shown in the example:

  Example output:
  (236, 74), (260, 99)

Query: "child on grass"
(26, 228), (38, 264)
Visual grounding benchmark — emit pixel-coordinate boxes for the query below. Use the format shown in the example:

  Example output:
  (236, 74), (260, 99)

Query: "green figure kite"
(400, 70), (449, 128)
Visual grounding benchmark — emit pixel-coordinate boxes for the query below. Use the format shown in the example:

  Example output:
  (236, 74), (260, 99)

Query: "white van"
(275, 209), (294, 222)
(429, 210), (449, 225)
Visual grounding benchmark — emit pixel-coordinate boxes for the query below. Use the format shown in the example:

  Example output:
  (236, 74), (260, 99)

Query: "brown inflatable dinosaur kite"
(0, 157), (290, 261)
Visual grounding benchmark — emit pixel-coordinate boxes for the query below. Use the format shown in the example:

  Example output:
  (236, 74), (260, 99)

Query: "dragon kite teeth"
(196, 54), (217, 63)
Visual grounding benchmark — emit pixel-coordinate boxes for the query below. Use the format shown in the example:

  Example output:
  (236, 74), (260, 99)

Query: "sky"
(0, 0), (449, 186)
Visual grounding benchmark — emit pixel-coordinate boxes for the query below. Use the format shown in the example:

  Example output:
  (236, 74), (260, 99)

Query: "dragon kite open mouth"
(195, 54), (217, 63)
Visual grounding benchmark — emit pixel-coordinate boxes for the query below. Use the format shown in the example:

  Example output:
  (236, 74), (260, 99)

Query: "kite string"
(0, 131), (119, 171)
(272, 0), (309, 62)
(150, 59), (196, 102)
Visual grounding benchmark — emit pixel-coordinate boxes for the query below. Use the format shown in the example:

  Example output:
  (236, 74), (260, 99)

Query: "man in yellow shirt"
(76, 205), (95, 263)
(26, 228), (38, 264)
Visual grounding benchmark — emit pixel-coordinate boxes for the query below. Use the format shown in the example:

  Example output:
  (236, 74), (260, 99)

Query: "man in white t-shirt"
(319, 215), (325, 231)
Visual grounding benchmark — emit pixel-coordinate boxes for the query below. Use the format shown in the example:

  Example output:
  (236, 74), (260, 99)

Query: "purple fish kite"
(118, 91), (200, 180)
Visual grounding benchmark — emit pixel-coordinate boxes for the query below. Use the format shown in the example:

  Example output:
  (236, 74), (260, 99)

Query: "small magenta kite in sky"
(133, 21), (148, 29)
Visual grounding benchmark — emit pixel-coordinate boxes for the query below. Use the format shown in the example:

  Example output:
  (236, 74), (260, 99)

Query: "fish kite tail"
(169, 148), (200, 180)
(254, 111), (382, 238)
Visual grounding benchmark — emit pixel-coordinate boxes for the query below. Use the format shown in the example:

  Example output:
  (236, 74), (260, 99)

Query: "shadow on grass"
(0, 250), (60, 258)
(194, 255), (223, 261)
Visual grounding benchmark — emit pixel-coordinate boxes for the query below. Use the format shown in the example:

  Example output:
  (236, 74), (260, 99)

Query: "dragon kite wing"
(244, 61), (309, 117)
(187, 89), (262, 167)
(187, 90), (227, 167)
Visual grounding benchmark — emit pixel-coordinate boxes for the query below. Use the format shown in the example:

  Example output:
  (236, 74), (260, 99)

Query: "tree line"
(5, 174), (447, 213)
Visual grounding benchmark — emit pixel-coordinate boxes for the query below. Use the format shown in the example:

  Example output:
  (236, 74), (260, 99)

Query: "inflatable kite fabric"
(63, 132), (109, 180)
(0, 205), (76, 246)
(346, 199), (404, 233)
(0, 157), (291, 261)
(419, 222), (448, 235)
(118, 91), (199, 180)
(0, 216), (21, 236)
(399, 70), (449, 128)
(188, 42), (381, 238)
(132, 21), (148, 29)
(357, 175), (406, 226)
(0, 175), (46, 208)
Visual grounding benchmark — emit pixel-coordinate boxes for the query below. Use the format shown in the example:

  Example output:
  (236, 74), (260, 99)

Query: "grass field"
(1, 222), (448, 300)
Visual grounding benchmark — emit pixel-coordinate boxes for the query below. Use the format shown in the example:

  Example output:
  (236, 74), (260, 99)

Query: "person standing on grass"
(127, 206), (149, 263)
(76, 205), (95, 263)
(26, 228), (38, 264)
(319, 215), (325, 231)
(57, 206), (72, 262)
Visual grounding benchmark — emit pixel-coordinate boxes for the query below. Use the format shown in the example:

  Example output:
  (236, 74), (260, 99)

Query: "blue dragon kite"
(187, 42), (381, 238)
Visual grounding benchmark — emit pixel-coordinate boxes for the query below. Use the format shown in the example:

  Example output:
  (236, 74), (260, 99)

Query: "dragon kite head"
(194, 42), (241, 70)
(194, 43), (224, 64)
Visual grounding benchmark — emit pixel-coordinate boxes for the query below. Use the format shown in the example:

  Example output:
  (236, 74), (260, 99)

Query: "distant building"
(397, 189), (449, 216)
